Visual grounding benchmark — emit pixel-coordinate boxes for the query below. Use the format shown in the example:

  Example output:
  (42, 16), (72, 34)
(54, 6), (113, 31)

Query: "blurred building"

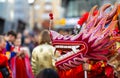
(0, 0), (14, 34)
(62, 0), (116, 18)
(0, 0), (29, 34)
(61, 0), (116, 29)
(14, 0), (29, 32)
(31, 0), (62, 29)
(0, 0), (117, 34)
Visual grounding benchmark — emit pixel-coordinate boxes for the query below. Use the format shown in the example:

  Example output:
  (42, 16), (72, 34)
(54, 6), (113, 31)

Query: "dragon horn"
(87, 5), (98, 22)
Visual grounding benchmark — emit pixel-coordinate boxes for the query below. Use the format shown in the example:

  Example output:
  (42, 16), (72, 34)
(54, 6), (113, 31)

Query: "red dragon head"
(50, 3), (120, 71)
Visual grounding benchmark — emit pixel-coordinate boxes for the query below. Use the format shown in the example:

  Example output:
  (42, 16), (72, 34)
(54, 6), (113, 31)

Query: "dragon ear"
(87, 5), (98, 22)
(98, 4), (111, 18)
(85, 13), (99, 32)
(108, 2), (118, 20)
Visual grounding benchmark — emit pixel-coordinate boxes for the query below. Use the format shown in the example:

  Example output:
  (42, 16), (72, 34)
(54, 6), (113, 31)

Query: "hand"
(83, 63), (91, 71)
(20, 50), (25, 58)
(16, 50), (25, 57)
(16, 52), (21, 57)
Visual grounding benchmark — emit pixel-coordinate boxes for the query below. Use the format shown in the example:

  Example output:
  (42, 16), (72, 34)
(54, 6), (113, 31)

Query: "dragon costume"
(49, 3), (120, 78)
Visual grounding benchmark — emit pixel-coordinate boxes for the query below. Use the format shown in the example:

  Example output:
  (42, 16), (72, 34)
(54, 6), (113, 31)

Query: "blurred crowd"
(0, 29), (61, 78)
(0, 27), (76, 78)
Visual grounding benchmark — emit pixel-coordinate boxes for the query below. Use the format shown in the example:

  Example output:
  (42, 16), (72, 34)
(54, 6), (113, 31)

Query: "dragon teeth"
(56, 51), (75, 61)
(67, 46), (71, 48)
(75, 46), (79, 48)
(55, 45), (59, 48)
(72, 46), (77, 53)
(55, 45), (80, 49)
(64, 46), (68, 48)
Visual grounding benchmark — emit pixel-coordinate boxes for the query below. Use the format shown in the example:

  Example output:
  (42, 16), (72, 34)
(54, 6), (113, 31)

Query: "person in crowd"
(22, 30), (39, 59)
(10, 38), (34, 78)
(36, 68), (59, 78)
(17, 32), (22, 39)
(23, 36), (34, 58)
(31, 30), (56, 76)
(5, 30), (17, 59)
(0, 35), (12, 78)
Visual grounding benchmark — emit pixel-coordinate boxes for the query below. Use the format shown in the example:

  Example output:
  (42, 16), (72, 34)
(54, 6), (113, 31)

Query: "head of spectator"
(39, 30), (51, 45)
(17, 32), (22, 39)
(58, 29), (65, 35)
(36, 68), (59, 78)
(14, 38), (21, 47)
(0, 35), (6, 51)
(7, 30), (17, 43)
(23, 29), (29, 37)
(24, 36), (31, 45)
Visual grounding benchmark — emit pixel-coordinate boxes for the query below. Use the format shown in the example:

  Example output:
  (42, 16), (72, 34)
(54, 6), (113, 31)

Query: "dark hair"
(39, 30), (51, 45)
(7, 30), (17, 38)
(36, 68), (59, 78)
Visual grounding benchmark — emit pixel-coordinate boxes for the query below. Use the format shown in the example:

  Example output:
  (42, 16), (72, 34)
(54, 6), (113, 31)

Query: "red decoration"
(50, 17), (53, 20)
(49, 13), (53, 17)
(77, 10), (98, 26)
(49, 13), (54, 20)
(77, 12), (89, 26)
